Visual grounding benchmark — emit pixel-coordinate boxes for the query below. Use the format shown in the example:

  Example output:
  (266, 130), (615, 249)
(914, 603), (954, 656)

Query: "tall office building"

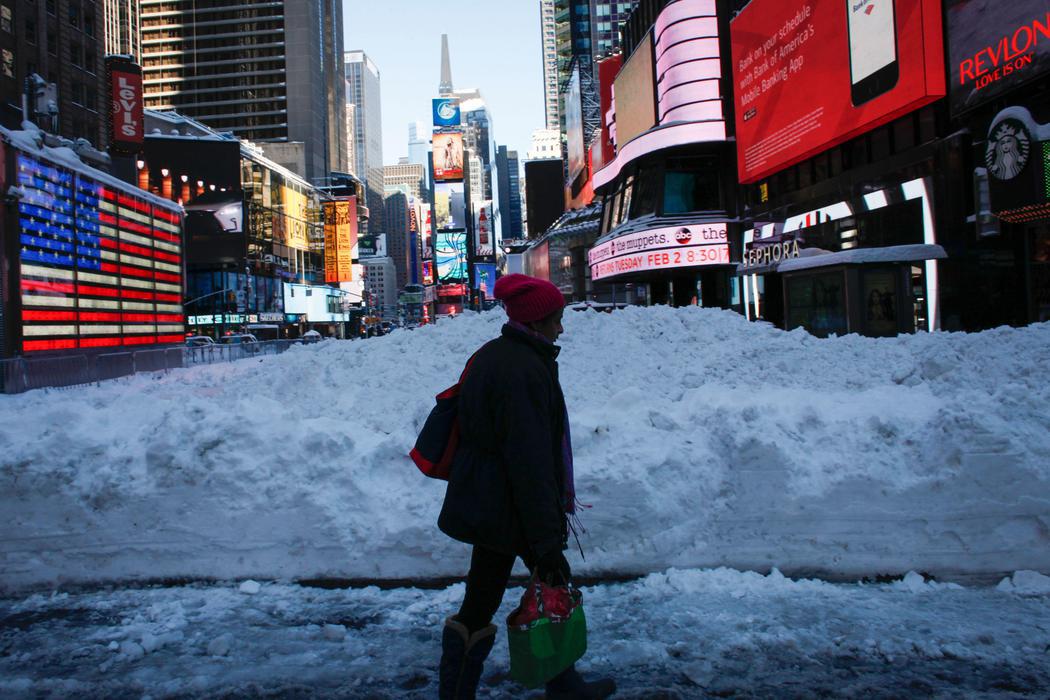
(590, 1), (636, 57)
(540, 0), (559, 131)
(345, 50), (384, 232)
(527, 128), (562, 160)
(104, 0), (140, 59)
(345, 103), (357, 177)
(496, 146), (524, 240)
(1, 0), (107, 146)
(552, 1), (636, 156)
(139, 0), (346, 182)
(383, 192), (410, 291)
(408, 121), (430, 167)
(438, 33), (453, 96)
(384, 160), (427, 202)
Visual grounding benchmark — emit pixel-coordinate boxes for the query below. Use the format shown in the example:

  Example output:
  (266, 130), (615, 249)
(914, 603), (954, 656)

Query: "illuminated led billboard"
(433, 132), (465, 181)
(435, 229), (468, 282)
(15, 151), (185, 352)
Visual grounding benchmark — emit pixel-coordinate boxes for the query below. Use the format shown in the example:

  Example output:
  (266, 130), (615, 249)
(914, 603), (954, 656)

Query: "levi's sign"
(107, 58), (144, 153)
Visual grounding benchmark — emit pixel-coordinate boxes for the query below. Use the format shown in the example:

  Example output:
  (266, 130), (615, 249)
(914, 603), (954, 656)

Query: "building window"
(24, 17), (34, 43)
(662, 157), (720, 214)
(629, 163), (658, 219)
(69, 3), (80, 27)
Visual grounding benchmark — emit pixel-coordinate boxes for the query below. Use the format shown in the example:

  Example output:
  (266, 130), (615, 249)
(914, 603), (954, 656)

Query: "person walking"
(437, 274), (616, 699)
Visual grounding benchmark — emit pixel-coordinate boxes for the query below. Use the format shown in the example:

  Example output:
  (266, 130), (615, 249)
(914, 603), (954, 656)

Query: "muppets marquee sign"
(589, 223), (730, 281)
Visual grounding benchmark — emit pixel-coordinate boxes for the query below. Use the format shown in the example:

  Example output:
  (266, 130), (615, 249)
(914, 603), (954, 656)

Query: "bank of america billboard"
(731, 0), (946, 183)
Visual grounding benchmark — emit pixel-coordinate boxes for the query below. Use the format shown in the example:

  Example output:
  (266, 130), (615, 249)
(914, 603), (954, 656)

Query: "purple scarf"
(508, 321), (577, 514)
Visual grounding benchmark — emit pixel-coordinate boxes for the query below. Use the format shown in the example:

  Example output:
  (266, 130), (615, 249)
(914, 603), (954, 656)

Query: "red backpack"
(409, 352), (478, 480)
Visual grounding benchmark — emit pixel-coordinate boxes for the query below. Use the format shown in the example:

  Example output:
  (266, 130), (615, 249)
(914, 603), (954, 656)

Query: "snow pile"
(1, 306), (1049, 591)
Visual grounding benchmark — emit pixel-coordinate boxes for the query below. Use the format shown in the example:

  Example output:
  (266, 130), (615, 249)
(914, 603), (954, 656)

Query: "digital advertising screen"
(432, 132), (464, 182)
(276, 185), (311, 251)
(474, 201), (493, 256)
(432, 98), (462, 127)
(565, 64), (586, 181)
(14, 151), (185, 352)
(323, 197), (356, 283)
(613, 31), (657, 146)
(731, 0), (946, 184)
(434, 182), (466, 229)
(435, 229), (468, 282)
(947, 0), (1050, 115)
(474, 263), (497, 300)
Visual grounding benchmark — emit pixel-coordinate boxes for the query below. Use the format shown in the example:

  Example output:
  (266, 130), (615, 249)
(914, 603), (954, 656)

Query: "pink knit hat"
(494, 274), (565, 323)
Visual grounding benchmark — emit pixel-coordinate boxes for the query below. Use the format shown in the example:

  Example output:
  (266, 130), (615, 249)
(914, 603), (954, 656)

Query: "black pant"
(456, 545), (534, 634)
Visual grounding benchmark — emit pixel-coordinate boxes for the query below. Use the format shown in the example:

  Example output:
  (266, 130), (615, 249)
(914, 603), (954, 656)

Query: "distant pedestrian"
(436, 274), (615, 699)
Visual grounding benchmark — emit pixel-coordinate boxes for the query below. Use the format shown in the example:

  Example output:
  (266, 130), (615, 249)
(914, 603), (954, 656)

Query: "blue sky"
(344, 1), (546, 167)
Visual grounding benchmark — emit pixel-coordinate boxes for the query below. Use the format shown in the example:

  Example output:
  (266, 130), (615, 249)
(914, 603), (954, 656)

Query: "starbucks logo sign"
(985, 118), (1031, 181)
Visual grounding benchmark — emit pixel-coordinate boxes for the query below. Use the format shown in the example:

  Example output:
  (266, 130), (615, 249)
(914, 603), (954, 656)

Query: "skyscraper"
(408, 121), (430, 167)
(140, 0), (346, 183)
(540, 0), (559, 131)
(2, 0), (107, 146)
(384, 160), (427, 203)
(438, 34), (454, 96)
(345, 50), (384, 232)
(383, 191), (410, 291)
(496, 146), (524, 241)
(590, 1), (636, 57)
(104, 0), (140, 59)
(552, 0), (637, 166)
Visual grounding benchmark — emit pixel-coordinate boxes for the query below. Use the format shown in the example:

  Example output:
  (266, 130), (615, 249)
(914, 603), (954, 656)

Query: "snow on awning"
(775, 244), (947, 273)
(737, 244), (947, 276)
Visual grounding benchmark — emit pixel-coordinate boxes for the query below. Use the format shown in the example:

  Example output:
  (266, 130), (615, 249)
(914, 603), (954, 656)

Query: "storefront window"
(862, 268), (898, 336)
(785, 271), (848, 337)
(662, 157), (720, 214)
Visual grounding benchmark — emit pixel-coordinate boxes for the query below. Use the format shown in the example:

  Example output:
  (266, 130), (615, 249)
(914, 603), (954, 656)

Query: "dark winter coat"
(437, 323), (568, 559)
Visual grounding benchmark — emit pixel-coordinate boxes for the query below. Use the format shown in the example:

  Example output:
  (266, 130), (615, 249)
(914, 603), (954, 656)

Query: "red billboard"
(731, 0), (945, 184)
(106, 57), (144, 155)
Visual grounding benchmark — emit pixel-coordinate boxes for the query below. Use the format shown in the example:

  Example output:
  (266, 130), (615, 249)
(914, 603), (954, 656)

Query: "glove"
(535, 549), (571, 586)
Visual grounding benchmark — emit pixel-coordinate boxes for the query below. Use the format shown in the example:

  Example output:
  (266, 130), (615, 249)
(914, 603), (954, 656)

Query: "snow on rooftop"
(1, 306), (1048, 592)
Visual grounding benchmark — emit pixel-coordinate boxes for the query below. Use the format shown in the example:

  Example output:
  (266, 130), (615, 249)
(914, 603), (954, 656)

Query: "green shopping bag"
(506, 579), (587, 688)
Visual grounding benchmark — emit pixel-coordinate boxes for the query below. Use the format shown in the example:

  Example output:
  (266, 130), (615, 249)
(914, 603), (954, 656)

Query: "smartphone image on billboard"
(846, 0), (899, 106)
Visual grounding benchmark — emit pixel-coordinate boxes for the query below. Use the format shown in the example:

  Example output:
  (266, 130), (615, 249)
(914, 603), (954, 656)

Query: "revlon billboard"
(947, 0), (1050, 115)
(730, 0), (945, 184)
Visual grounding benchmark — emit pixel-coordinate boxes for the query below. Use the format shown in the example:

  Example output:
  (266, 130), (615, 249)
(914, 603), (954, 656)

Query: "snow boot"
(545, 665), (616, 699)
(439, 616), (497, 700)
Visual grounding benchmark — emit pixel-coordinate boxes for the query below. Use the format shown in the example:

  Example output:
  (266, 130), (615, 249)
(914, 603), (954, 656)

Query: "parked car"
(220, 333), (260, 352)
(302, 330), (323, 343)
(185, 335), (217, 347)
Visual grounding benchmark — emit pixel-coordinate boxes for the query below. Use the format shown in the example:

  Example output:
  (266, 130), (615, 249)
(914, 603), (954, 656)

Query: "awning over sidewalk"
(737, 244), (947, 276)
